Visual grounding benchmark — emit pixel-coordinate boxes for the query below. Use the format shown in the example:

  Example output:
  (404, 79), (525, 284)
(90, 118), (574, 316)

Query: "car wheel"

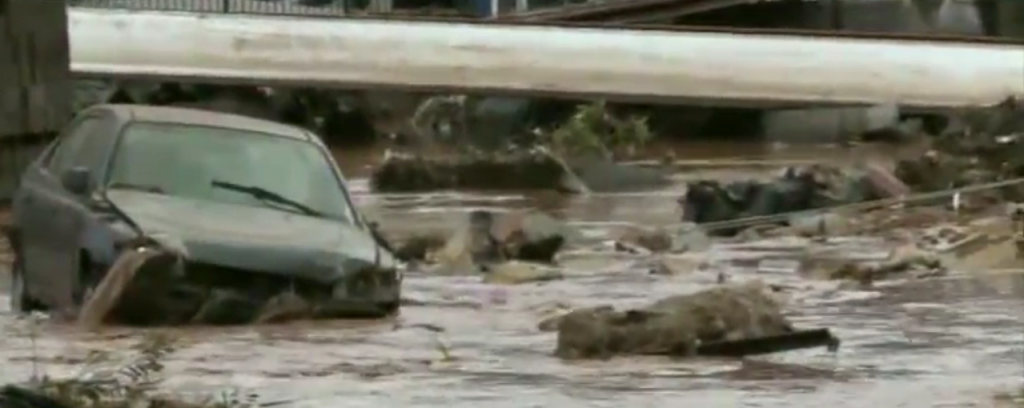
(9, 257), (45, 314)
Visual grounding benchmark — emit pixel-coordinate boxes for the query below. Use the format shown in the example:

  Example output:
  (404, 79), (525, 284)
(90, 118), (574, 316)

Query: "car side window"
(69, 115), (118, 187)
(47, 116), (104, 176)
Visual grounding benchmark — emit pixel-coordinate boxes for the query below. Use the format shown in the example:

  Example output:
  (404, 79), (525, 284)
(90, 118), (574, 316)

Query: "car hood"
(105, 190), (393, 284)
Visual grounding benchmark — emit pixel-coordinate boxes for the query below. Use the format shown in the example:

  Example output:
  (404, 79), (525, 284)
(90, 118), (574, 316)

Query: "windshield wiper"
(211, 180), (322, 217)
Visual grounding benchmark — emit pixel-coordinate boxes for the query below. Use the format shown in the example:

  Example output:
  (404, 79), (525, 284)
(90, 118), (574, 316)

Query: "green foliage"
(542, 101), (653, 160)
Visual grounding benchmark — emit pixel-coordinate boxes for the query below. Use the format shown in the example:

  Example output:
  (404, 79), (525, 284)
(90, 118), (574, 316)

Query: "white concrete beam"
(68, 8), (1024, 108)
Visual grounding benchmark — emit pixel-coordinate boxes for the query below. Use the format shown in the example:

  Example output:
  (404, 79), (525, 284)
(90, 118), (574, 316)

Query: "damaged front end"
(79, 235), (401, 328)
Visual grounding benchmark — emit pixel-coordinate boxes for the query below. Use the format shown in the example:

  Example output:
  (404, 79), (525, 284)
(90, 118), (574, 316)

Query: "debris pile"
(675, 98), (1024, 235)
(547, 281), (837, 360)
(370, 101), (670, 193)
(895, 97), (1024, 200)
(821, 245), (946, 287)
(398, 209), (577, 284)
(370, 148), (584, 193)
(677, 165), (895, 236)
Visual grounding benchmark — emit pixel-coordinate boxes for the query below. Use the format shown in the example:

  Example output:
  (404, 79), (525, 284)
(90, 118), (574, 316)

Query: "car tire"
(9, 257), (45, 314)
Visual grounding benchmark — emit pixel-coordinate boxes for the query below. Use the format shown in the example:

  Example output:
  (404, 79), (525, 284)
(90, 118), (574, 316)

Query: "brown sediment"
(1, 140), (1022, 407)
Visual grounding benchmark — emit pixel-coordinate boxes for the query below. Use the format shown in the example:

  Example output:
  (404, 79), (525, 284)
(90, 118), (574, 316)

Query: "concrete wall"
(761, 105), (899, 144)
(0, 142), (48, 204)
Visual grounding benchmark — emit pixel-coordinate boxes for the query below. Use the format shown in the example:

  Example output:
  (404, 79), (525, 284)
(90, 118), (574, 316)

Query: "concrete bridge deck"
(68, 8), (1024, 109)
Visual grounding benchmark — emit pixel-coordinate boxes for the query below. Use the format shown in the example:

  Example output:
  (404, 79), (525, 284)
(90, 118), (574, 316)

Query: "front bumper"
(106, 249), (401, 326)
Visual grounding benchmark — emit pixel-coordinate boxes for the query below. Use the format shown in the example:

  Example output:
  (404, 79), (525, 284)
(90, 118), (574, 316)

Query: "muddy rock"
(554, 281), (794, 359)
(538, 305), (609, 332)
(482, 262), (564, 285)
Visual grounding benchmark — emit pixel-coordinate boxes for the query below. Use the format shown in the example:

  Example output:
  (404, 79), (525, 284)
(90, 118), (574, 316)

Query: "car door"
(17, 112), (111, 309)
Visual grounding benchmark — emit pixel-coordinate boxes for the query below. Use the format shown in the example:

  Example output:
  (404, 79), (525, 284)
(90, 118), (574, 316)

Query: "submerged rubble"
(615, 222), (711, 254)
(820, 245), (946, 287)
(678, 165), (899, 236)
(550, 281), (836, 360)
(678, 97), (1024, 236)
(895, 97), (1024, 199)
(403, 209), (577, 284)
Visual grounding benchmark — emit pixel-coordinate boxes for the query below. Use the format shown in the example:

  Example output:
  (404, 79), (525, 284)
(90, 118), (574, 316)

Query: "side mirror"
(366, 220), (394, 252)
(61, 167), (91, 196)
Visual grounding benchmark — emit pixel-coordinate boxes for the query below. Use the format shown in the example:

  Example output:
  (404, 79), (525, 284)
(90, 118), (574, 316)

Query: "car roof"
(90, 104), (314, 142)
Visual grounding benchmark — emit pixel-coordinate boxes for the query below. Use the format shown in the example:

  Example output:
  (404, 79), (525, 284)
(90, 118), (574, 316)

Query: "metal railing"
(67, 0), (627, 18)
(70, 0), (352, 17)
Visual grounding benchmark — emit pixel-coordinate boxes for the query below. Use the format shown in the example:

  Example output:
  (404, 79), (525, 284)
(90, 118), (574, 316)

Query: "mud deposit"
(1, 143), (1022, 407)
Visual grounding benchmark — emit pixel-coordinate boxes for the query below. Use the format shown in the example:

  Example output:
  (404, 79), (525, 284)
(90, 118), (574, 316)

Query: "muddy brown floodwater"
(1, 141), (1022, 407)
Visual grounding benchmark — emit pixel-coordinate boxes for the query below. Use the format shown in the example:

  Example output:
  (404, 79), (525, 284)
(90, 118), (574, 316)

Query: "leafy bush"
(541, 101), (653, 160)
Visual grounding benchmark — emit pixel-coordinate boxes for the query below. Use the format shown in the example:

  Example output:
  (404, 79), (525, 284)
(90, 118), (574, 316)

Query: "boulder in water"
(553, 281), (795, 359)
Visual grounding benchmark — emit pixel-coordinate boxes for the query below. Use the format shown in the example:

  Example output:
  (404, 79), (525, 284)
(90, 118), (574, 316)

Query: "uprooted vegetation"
(539, 101), (654, 161)
(1, 333), (256, 408)
(370, 100), (664, 193)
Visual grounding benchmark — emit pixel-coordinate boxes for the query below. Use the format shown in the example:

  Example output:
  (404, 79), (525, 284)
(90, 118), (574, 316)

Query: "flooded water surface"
(0, 142), (1021, 407)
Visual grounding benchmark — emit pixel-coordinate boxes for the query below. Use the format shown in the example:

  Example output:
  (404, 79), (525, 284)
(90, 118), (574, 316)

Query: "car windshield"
(106, 122), (355, 222)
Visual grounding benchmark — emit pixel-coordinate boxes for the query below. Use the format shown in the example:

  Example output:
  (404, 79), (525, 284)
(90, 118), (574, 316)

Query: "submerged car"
(4, 104), (400, 324)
